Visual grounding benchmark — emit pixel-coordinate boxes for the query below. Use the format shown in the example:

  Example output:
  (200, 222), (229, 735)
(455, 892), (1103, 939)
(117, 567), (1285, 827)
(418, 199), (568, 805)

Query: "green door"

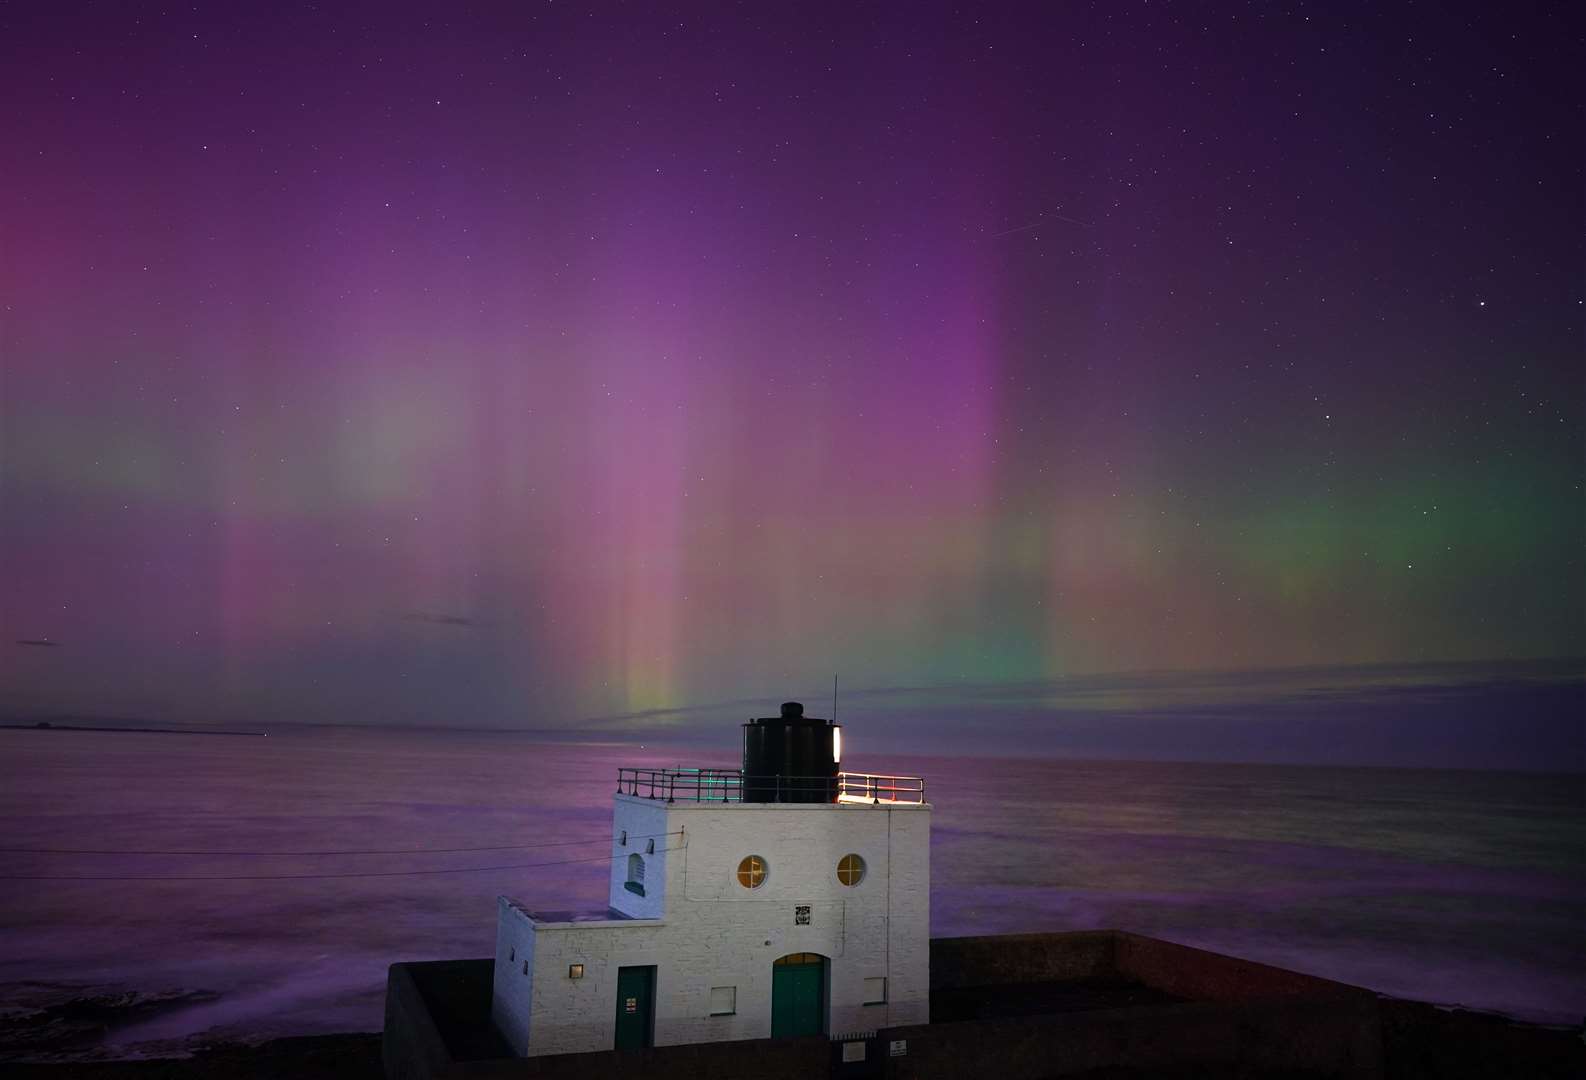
(614, 966), (655, 1050)
(771, 953), (825, 1037)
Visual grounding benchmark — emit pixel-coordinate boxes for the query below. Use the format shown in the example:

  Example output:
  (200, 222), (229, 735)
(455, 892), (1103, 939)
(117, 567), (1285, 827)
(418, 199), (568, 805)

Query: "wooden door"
(771, 952), (825, 1037)
(614, 965), (655, 1049)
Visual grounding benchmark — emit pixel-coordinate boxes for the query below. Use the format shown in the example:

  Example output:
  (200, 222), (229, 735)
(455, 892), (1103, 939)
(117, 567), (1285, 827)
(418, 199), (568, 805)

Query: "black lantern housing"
(741, 701), (840, 803)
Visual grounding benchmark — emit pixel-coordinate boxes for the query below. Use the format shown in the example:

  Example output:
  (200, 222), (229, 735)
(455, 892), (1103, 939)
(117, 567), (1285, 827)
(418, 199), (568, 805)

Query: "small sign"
(794, 905), (811, 925)
(842, 1041), (866, 1062)
(889, 1039), (907, 1057)
(625, 997), (638, 1014)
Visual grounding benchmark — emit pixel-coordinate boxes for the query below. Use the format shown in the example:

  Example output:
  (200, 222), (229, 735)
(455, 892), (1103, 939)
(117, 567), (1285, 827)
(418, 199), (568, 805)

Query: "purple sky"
(1, 3), (1581, 760)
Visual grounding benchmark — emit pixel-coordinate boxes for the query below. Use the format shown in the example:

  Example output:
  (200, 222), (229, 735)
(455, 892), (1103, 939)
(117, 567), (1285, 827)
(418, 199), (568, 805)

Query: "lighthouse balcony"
(615, 766), (926, 805)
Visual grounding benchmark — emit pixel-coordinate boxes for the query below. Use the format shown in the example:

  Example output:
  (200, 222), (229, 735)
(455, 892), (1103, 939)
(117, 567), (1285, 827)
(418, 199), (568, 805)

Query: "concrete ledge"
(1380, 996), (1586, 1080)
(916, 932), (1380, 1079)
(385, 960), (509, 1080)
(883, 996), (1382, 1079)
(929, 931), (1374, 1004)
(1111, 931), (1372, 1005)
(384, 963), (449, 1080)
(930, 930), (1118, 988)
(386, 931), (1585, 1080)
(459, 1035), (829, 1080)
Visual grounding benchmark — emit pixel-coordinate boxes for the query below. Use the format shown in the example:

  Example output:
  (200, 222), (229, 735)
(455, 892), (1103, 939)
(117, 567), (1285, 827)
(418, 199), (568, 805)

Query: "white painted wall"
(493, 794), (932, 1056)
(881, 803), (931, 1028)
(519, 916), (666, 1055)
(490, 898), (536, 1055)
(665, 798), (931, 1037)
(608, 797), (669, 919)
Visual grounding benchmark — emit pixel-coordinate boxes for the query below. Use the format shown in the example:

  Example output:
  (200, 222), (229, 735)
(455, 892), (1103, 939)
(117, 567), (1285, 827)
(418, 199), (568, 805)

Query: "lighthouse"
(490, 702), (931, 1056)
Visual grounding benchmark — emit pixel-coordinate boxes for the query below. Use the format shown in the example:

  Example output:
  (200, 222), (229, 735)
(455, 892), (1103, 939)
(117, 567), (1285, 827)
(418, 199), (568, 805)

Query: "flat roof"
(614, 792), (931, 810)
(498, 897), (663, 929)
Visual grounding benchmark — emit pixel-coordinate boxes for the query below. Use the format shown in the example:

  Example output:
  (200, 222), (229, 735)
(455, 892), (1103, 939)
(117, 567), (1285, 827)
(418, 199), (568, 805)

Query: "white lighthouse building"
(490, 702), (930, 1056)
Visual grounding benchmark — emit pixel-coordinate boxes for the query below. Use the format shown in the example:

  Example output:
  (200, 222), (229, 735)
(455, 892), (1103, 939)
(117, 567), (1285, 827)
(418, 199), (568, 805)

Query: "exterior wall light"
(568, 963), (585, 980)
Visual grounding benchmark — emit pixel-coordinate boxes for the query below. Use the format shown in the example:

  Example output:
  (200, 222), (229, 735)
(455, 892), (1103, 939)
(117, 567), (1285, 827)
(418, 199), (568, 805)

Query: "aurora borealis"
(1, 3), (1581, 747)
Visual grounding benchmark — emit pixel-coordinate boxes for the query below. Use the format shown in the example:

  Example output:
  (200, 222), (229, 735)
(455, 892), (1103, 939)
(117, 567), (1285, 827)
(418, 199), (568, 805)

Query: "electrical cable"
(0, 830), (681, 858)
(0, 841), (683, 882)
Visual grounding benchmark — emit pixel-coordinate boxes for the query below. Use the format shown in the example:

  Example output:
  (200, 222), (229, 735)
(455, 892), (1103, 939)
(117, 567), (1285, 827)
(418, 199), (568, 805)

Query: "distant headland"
(1, 719), (267, 737)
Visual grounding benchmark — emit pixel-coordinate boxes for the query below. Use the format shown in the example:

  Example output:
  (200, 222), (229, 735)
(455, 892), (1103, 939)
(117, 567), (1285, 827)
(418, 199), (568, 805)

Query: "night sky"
(2, 3), (1581, 747)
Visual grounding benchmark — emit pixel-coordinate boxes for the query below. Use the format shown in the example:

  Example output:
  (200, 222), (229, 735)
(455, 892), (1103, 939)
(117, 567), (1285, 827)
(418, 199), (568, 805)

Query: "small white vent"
(863, 977), (887, 1005)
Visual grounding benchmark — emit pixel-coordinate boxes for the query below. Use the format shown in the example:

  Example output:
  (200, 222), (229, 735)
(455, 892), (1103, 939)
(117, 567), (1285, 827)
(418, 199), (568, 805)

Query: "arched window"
(774, 952), (824, 966)
(625, 852), (646, 896)
(736, 854), (767, 889)
(837, 853), (866, 886)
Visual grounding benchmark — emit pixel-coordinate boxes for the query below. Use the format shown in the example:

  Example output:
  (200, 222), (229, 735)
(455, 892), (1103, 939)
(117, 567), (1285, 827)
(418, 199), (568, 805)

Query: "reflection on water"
(0, 726), (1581, 1057)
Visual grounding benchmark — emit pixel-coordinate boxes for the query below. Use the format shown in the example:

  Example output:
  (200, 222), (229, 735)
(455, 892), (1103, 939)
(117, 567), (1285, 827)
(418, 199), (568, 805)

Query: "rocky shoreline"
(4, 1033), (382, 1078)
(0, 984), (379, 1077)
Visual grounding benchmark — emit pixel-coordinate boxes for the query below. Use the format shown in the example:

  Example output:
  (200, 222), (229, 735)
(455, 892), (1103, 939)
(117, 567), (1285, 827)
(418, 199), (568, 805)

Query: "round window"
(736, 854), (767, 889)
(837, 853), (866, 886)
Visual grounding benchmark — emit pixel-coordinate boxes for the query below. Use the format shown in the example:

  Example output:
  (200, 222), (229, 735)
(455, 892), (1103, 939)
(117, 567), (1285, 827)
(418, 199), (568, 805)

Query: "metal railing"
(616, 767), (925, 804)
(617, 767), (743, 802)
(836, 771), (926, 804)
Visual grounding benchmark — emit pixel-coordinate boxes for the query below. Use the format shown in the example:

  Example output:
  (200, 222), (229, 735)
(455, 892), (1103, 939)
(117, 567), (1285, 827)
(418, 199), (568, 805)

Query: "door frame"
(771, 951), (828, 1038)
(613, 964), (656, 1050)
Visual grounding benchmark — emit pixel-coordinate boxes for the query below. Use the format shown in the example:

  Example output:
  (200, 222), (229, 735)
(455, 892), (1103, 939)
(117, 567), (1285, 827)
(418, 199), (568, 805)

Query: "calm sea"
(1, 726), (1582, 1058)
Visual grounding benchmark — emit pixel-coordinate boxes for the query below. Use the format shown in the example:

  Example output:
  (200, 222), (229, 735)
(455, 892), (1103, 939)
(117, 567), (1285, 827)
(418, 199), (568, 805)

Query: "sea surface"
(1, 726), (1582, 1059)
